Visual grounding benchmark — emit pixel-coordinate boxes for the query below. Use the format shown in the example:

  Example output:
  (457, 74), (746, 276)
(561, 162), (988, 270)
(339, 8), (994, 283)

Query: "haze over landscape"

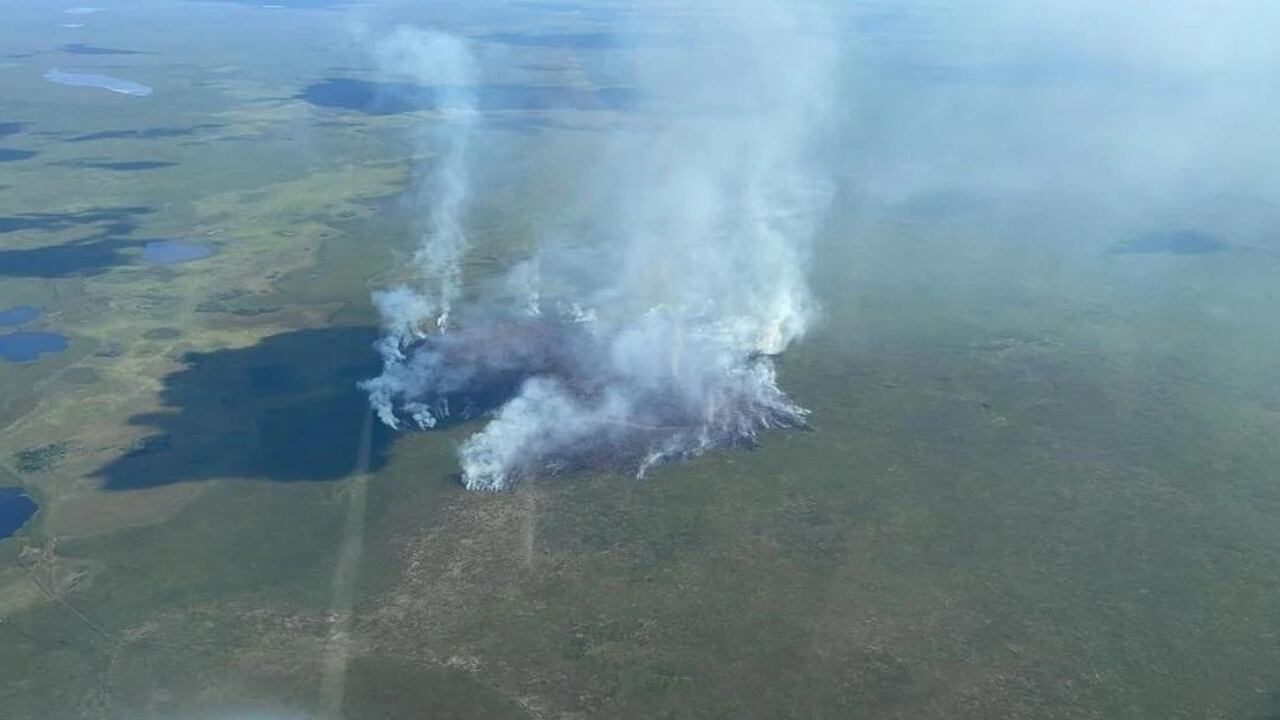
(2, 1), (1280, 718)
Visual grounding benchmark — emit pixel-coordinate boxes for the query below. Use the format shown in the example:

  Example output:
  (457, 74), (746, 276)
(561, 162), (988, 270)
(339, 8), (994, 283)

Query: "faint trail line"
(319, 408), (374, 718)
(18, 557), (112, 642)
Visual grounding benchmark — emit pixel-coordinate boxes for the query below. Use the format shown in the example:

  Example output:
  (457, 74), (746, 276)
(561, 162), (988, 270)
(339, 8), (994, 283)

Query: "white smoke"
(363, 27), (479, 429)
(364, 2), (838, 490)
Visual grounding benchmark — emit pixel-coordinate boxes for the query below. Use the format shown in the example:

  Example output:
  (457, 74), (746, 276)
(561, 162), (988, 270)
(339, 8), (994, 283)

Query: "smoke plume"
(362, 2), (837, 491)
(369, 28), (476, 343)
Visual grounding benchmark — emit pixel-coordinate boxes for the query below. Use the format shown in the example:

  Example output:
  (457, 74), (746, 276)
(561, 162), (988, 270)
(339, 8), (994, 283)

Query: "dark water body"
(0, 305), (40, 327)
(0, 149), (37, 162)
(96, 326), (390, 489)
(0, 205), (150, 235)
(1112, 230), (1227, 255)
(65, 124), (223, 142)
(0, 122), (25, 138)
(0, 488), (37, 539)
(0, 331), (69, 363)
(0, 231), (150, 278)
(61, 43), (155, 56)
(45, 69), (153, 97)
(300, 78), (638, 114)
(64, 160), (178, 171)
(142, 240), (213, 264)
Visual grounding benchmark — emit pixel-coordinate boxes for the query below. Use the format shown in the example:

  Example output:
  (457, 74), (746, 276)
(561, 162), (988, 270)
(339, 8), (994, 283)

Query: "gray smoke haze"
(838, 0), (1280, 212)
(362, 1), (838, 491)
(371, 27), (477, 343)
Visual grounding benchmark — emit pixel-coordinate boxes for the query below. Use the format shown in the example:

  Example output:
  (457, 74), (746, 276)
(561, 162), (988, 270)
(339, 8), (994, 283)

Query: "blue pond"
(0, 488), (37, 539)
(45, 68), (153, 97)
(0, 331), (69, 362)
(142, 240), (213, 264)
(1112, 230), (1227, 256)
(0, 305), (40, 327)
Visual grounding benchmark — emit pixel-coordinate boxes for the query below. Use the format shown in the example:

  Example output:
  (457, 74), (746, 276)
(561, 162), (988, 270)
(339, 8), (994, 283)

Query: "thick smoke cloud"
(362, 2), (837, 491)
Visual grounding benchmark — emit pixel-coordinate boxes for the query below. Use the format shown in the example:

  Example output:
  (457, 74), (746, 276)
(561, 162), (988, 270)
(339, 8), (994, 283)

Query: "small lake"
(0, 305), (40, 327)
(0, 487), (37, 539)
(45, 69), (153, 97)
(0, 149), (38, 162)
(1112, 230), (1228, 256)
(142, 240), (214, 264)
(0, 331), (69, 362)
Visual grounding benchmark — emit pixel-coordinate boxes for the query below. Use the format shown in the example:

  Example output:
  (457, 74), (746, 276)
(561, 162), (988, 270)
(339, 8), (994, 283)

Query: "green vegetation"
(13, 442), (68, 474)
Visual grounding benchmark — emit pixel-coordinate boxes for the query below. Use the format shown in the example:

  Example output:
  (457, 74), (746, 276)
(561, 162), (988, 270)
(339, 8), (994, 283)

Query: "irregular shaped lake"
(0, 305), (40, 327)
(0, 488), (37, 539)
(45, 69), (153, 97)
(142, 240), (213, 264)
(0, 331), (69, 362)
(0, 149), (38, 162)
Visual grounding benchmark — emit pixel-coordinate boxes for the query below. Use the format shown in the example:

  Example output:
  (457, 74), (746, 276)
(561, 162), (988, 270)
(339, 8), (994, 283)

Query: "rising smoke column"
(363, 27), (478, 429)
(364, 2), (837, 490)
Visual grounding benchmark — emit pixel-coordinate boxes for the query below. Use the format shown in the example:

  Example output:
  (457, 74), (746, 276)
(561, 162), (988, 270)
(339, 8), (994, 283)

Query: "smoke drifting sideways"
(362, 3), (838, 491)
